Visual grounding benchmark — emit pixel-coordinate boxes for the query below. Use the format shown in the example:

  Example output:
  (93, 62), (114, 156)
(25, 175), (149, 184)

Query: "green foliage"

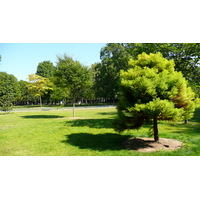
(49, 84), (70, 103)
(18, 80), (37, 104)
(35, 61), (56, 104)
(27, 74), (53, 107)
(93, 44), (132, 99)
(0, 95), (13, 111)
(97, 43), (200, 100)
(0, 72), (20, 111)
(125, 43), (200, 91)
(54, 54), (93, 102)
(93, 62), (118, 99)
(53, 54), (93, 117)
(27, 74), (53, 96)
(114, 52), (199, 141)
(36, 61), (55, 78)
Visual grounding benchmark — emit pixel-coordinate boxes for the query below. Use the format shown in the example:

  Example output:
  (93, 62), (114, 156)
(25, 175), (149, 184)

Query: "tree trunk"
(72, 100), (75, 118)
(184, 119), (188, 124)
(153, 116), (159, 142)
(39, 96), (42, 107)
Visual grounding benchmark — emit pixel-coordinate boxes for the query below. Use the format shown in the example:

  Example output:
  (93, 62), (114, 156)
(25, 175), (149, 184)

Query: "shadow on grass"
(165, 108), (200, 137)
(65, 118), (114, 129)
(97, 112), (117, 116)
(62, 133), (132, 151)
(190, 108), (200, 123)
(21, 115), (65, 119)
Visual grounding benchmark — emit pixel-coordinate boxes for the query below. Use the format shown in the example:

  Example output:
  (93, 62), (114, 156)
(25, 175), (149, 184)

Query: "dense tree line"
(94, 43), (200, 100)
(0, 55), (95, 111)
(1, 43), (200, 111)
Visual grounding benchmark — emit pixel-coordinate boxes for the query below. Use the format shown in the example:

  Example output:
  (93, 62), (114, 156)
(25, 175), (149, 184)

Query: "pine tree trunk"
(153, 116), (159, 142)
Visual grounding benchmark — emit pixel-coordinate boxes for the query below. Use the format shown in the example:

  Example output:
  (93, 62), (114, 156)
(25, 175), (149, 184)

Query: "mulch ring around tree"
(123, 137), (183, 152)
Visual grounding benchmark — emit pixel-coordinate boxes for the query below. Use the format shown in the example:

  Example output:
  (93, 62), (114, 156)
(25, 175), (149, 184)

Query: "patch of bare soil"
(124, 137), (183, 152)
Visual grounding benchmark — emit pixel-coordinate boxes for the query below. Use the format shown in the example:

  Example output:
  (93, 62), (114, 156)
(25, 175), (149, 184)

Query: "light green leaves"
(128, 98), (183, 121)
(27, 74), (53, 97)
(114, 52), (199, 135)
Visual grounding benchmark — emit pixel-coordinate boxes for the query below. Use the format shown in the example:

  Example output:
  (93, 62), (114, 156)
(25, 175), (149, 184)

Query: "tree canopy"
(53, 54), (93, 117)
(18, 80), (37, 105)
(36, 61), (55, 78)
(2, 43), (200, 111)
(0, 72), (20, 111)
(27, 74), (53, 107)
(125, 43), (200, 86)
(95, 43), (200, 100)
(114, 52), (199, 141)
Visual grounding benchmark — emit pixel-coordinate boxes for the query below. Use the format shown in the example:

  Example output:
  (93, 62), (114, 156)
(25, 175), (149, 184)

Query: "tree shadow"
(190, 108), (200, 123)
(62, 133), (156, 151)
(65, 118), (114, 129)
(97, 112), (117, 116)
(123, 138), (156, 150)
(169, 123), (200, 137)
(62, 133), (132, 151)
(21, 115), (65, 119)
(165, 108), (200, 137)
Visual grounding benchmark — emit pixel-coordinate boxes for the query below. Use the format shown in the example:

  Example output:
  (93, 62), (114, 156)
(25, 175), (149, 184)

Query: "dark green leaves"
(36, 61), (55, 78)
(0, 72), (20, 111)
(54, 54), (93, 101)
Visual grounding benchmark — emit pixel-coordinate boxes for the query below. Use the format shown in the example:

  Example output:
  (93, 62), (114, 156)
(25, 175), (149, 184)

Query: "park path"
(10, 105), (116, 112)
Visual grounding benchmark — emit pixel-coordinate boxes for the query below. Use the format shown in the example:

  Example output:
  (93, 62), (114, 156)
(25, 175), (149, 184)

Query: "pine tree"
(114, 52), (199, 141)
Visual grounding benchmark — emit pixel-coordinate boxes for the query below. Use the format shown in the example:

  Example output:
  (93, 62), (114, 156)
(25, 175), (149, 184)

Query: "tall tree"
(98, 43), (200, 100)
(36, 61), (55, 78)
(53, 54), (93, 117)
(93, 62), (118, 100)
(94, 43), (132, 100)
(36, 61), (56, 104)
(114, 53), (199, 141)
(27, 74), (53, 107)
(125, 43), (200, 86)
(0, 72), (20, 111)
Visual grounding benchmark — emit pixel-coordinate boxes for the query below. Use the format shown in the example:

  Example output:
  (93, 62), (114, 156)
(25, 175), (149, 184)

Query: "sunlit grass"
(0, 108), (200, 156)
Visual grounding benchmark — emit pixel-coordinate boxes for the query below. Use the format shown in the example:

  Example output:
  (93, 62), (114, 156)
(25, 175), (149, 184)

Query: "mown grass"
(0, 107), (200, 156)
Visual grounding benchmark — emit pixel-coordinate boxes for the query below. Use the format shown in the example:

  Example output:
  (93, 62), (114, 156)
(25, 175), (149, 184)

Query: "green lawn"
(0, 107), (200, 156)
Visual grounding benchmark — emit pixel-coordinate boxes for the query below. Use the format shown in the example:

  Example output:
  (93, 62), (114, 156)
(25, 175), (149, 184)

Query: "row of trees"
(0, 55), (94, 112)
(1, 43), (200, 113)
(94, 43), (200, 100)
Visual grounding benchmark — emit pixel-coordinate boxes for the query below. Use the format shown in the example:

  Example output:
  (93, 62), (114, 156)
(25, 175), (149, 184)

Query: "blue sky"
(0, 43), (106, 81)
